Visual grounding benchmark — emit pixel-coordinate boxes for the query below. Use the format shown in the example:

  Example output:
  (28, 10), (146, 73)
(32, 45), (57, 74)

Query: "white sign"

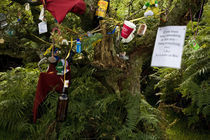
(38, 21), (47, 34)
(151, 26), (186, 69)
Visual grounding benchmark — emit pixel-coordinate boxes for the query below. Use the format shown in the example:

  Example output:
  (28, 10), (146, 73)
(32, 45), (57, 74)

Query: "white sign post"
(151, 26), (186, 69)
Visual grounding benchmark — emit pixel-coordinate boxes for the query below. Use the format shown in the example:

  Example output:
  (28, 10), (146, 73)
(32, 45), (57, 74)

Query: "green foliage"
(0, 67), (39, 139)
(153, 2), (210, 128)
(0, 65), (165, 139)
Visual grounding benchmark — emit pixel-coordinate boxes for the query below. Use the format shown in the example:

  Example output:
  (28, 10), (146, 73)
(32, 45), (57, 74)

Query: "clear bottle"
(76, 38), (81, 53)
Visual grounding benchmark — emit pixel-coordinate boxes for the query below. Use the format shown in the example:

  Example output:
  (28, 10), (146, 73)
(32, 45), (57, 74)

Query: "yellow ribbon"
(43, 44), (53, 56)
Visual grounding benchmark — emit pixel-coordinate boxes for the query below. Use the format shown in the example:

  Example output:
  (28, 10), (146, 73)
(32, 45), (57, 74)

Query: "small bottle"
(96, 0), (109, 20)
(76, 38), (81, 53)
(56, 87), (69, 122)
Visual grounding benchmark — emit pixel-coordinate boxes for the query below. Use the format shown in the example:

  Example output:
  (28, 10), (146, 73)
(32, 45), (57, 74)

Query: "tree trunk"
(92, 0), (204, 95)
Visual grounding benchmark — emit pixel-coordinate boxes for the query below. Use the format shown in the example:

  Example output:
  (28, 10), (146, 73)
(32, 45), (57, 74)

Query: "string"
(42, 0), (47, 9)
(189, 9), (195, 38)
(195, 0), (205, 37)
(64, 37), (73, 84)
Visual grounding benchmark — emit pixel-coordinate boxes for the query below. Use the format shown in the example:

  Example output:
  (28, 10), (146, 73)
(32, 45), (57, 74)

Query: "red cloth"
(42, 0), (86, 23)
(33, 64), (70, 123)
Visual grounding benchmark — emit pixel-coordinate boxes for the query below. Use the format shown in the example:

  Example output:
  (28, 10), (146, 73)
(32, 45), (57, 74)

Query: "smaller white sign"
(151, 26), (186, 69)
(38, 21), (47, 34)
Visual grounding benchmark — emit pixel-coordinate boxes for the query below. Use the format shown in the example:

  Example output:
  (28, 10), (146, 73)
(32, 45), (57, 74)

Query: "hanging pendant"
(189, 39), (200, 50)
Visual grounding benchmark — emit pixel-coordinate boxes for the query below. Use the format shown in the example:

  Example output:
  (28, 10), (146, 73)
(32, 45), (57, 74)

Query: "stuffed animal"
(143, 0), (159, 17)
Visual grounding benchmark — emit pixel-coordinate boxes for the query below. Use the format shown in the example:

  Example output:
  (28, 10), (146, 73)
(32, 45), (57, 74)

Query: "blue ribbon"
(107, 26), (117, 35)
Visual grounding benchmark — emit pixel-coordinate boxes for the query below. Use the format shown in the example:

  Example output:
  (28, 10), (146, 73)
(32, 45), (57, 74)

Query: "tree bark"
(92, 0), (204, 95)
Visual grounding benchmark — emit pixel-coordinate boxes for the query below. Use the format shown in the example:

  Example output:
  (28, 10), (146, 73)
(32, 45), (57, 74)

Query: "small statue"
(143, 0), (159, 17)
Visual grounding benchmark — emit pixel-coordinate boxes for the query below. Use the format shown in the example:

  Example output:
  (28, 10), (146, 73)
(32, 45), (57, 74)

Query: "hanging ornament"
(39, 7), (45, 21)
(0, 38), (4, 44)
(137, 24), (147, 36)
(25, 3), (30, 11)
(143, 0), (159, 17)
(61, 39), (69, 45)
(96, 0), (109, 19)
(17, 12), (22, 22)
(118, 52), (129, 60)
(0, 13), (8, 29)
(116, 25), (120, 41)
(5, 29), (15, 36)
(76, 38), (82, 53)
(38, 21), (48, 34)
(87, 31), (93, 37)
(56, 59), (70, 75)
(121, 20), (136, 43)
(189, 39), (200, 50)
(64, 80), (69, 88)
(56, 60), (64, 75)
(38, 6), (48, 34)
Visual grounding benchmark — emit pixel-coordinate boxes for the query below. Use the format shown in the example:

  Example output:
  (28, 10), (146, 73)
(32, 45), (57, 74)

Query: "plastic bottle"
(76, 38), (81, 53)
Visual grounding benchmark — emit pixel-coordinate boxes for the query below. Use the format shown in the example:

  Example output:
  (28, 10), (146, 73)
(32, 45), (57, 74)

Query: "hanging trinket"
(121, 20), (136, 43)
(0, 13), (8, 29)
(56, 60), (64, 75)
(0, 38), (4, 44)
(56, 59), (70, 75)
(143, 0), (159, 17)
(87, 31), (93, 37)
(189, 39), (200, 50)
(17, 12), (21, 22)
(137, 24), (147, 36)
(61, 39), (69, 45)
(39, 7), (45, 21)
(5, 29), (15, 36)
(56, 89), (68, 122)
(25, 3), (30, 11)
(38, 21), (48, 34)
(118, 52), (129, 60)
(96, 0), (109, 19)
(38, 7), (47, 34)
(76, 38), (82, 53)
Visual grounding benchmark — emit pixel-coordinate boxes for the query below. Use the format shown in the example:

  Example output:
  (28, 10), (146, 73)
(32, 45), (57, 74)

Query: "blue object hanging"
(107, 26), (117, 35)
(76, 38), (81, 53)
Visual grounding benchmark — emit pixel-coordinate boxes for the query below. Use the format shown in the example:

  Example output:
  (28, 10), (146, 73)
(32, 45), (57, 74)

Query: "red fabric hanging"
(33, 63), (70, 123)
(41, 0), (86, 23)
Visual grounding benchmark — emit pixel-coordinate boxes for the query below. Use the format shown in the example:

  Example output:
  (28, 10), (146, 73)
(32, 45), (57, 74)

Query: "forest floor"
(165, 112), (210, 140)
(167, 123), (210, 140)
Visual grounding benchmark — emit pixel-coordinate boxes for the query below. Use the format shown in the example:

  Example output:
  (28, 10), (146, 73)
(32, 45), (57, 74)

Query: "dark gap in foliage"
(0, 55), (23, 72)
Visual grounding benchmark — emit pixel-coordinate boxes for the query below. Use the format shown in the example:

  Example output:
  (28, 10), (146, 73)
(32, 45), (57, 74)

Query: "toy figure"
(143, 0), (159, 17)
